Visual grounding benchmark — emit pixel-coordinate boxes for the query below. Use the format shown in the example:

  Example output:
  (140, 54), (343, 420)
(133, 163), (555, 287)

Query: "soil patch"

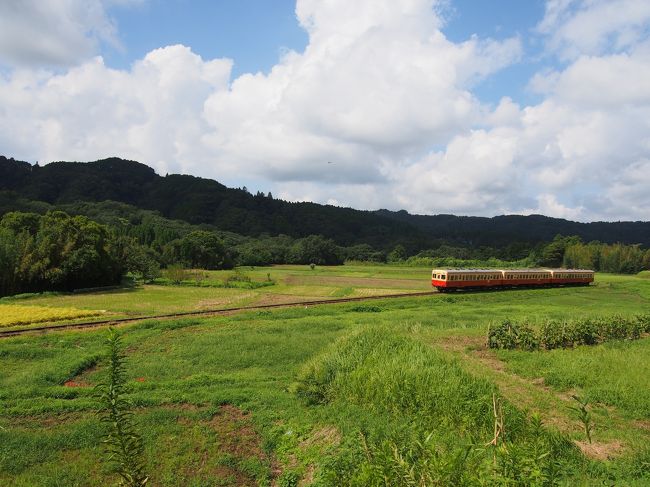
(63, 380), (91, 388)
(63, 362), (99, 388)
(285, 275), (428, 290)
(196, 293), (254, 309)
(208, 404), (265, 459)
(253, 293), (326, 306)
(174, 404), (278, 486)
(298, 426), (341, 450)
(576, 440), (625, 460)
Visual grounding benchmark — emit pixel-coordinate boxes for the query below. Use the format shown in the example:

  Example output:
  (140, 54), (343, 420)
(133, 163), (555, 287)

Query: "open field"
(1, 268), (650, 485)
(0, 264), (432, 331)
(0, 265), (646, 332)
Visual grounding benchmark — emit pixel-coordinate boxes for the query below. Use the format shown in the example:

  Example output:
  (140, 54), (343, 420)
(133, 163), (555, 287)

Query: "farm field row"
(1, 271), (649, 485)
(1, 265), (647, 331)
(0, 264), (431, 330)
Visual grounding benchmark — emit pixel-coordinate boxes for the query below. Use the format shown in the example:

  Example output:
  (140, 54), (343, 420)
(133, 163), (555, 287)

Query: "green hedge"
(488, 315), (650, 351)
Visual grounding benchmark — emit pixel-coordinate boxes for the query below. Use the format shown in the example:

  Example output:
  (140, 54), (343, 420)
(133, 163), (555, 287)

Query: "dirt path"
(433, 335), (644, 460)
(284, 275), (429, 289)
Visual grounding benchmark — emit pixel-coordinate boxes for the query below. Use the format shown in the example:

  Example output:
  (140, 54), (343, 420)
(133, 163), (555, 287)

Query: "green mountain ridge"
(1, 155), (649, 249)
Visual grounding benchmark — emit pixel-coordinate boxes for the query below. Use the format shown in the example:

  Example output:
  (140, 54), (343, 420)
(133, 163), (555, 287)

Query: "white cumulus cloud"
(0, 0), (141, 68)
(1, 0), (650, 222)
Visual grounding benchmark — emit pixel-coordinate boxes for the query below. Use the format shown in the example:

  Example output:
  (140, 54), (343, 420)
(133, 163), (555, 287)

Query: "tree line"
(1, 208), (649, 297)
(3, 155), (650, 252)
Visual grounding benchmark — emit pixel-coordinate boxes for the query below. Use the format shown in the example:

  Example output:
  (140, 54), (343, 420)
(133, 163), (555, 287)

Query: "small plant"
(487, 320), (519, 349)
(540, 320), (570, 349)
(309, 263), (316, 270)
(487, 394), (505, 447)
(224, 268), (251, 286)
(516, 323), (540, 351)
(96, 328), (148, 486)
(568, 394), (593, 444)
(191, 270), (208, 285)
(164, 264), (191, 285)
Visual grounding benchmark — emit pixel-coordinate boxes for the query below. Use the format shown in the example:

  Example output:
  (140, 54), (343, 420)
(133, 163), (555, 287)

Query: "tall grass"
(293, 326), (582, 485)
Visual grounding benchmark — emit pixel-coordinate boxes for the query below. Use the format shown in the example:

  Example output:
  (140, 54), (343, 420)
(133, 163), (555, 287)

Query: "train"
(431, 268), (594, 292)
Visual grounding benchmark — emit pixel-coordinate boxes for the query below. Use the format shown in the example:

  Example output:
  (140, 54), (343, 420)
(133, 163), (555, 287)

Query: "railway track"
(0, 291), (436, 338)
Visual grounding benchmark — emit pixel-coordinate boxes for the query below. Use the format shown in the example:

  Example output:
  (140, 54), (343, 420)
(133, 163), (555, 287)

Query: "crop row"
(0, 304), (104, 327)
(487, 315), (650, 351)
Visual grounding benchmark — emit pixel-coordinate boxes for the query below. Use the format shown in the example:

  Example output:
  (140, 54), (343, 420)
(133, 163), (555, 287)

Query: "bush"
(488, 320), (539, 350)
(490, 315), (650, 351)
(224, 268), (251, 285)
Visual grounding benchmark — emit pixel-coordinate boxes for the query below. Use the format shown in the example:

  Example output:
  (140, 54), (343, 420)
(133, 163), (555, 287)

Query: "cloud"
(537, 0), (650, 60)
(0, 0), (142, 68)
(0, 45), (232, 172)
(1, 0), (650, 222)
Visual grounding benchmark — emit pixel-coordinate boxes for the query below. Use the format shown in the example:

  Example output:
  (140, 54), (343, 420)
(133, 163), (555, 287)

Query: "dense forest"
(1, 155), (649, 296)
(3, 155), (650, 250)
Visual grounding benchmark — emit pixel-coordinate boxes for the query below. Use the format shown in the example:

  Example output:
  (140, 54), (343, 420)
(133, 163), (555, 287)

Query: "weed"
(95, 328), (148, 486)
(568, 395), (594, 444)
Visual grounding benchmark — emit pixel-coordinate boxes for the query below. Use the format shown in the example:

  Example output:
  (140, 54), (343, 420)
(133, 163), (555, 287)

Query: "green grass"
(1, 271), (649, 485)
(497, 339), (650, 419)
(4, 265), (642, 331)
(1, 264), (431, 330)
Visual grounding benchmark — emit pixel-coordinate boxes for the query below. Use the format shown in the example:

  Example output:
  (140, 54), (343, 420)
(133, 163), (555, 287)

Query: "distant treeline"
(563, 241), (650, 274)
(1, 154), (649, 297)
(2, 155), (650, 251)
(1, 208), (649, 297)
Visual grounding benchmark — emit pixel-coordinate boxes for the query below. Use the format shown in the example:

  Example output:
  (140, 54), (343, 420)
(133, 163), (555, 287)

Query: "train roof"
(432, 268), (594, 273)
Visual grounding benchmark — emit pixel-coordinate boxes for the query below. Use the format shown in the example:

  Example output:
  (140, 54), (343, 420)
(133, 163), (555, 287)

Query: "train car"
(549, 269), (594, 286)
(502, 269), (552, 287)
(431, 269), (504, 292)
(431, 268), (594, 291)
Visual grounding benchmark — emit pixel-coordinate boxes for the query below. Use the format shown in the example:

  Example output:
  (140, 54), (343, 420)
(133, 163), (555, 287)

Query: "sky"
(1, 0), (649, 222)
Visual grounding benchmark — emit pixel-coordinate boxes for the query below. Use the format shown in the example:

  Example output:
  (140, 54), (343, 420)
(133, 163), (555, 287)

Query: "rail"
(0, 291), (436, 338)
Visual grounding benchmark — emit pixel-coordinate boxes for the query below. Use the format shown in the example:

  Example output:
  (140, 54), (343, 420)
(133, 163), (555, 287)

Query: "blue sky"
(105, 0), (545, 105)
(105, 0), (308, 78)
(1, 0), (649, 222)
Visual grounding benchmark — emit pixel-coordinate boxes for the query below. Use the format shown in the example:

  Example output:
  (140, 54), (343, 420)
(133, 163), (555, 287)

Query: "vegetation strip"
(0, 290), (435, 337)
(487, 315), (650, 351)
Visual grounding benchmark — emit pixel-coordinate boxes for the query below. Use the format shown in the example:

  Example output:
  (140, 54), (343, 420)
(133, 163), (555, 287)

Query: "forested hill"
(376, 211), (650, 248)
(1, 155), (649, 249)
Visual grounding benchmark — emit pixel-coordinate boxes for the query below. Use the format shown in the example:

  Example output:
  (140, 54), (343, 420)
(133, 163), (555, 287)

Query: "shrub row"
(488, 315), (650, 351)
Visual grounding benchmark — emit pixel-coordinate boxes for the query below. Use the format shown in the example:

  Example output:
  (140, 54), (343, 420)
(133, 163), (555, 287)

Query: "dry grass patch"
(0, 304), (105, 327)
(285, 275), (428, 290)
(576, 440), (625, 461)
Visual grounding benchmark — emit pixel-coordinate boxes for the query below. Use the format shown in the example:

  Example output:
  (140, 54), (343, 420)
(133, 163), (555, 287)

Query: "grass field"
(0, 264), (431, 331)
(1, 267), (649, 485)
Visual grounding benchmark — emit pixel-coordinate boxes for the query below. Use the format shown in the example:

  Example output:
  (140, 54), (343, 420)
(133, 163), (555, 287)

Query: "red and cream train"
(431, 268), (594, 292)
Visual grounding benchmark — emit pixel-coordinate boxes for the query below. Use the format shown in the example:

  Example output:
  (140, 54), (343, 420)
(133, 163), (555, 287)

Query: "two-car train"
(431, 268), (594, 292)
